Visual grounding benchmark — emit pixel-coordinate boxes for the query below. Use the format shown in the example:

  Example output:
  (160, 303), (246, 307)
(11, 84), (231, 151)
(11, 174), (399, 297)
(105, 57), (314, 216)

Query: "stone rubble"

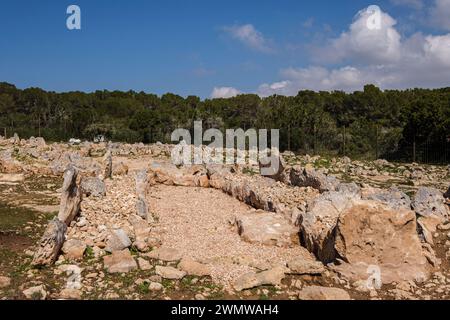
(1, 137), (450, 300)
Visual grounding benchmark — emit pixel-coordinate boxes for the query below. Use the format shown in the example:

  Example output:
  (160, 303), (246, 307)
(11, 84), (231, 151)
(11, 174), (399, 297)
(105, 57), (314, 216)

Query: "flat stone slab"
(155, 266), (186, 280)
(298, 286), (351, 300)
(146, 247), (183, 262)
(235, 211), (299, 247)
(103, 250), (137, 273)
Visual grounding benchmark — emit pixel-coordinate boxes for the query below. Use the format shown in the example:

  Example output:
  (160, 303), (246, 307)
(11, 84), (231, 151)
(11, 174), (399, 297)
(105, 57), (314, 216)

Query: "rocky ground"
(0, 135), (449, 300)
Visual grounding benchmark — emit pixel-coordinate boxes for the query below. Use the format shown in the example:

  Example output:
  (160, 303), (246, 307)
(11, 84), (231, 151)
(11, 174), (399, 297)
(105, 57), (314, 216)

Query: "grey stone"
(365, 186), (411, 210)
(81, 177), (106, 197)
(290, 166), (339, 192)
(106, 229), (132, 253)
(413, 187), (448, 218)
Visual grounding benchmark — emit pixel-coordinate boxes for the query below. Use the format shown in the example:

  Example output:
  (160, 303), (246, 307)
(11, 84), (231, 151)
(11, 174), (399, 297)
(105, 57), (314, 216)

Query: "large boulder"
(235, 211), (299, 248)
(32, 218), (67, 266)
(290, 165), (339, 193)
(299, 191), (358, 263)
(333, 200), (430, 284)
(412, 187), (448, 219)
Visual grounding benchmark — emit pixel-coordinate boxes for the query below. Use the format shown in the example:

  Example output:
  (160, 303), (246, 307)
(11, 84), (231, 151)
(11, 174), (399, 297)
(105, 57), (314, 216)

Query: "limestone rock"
(105, 229), (132, 253)
(137, 257), (152, 271)
(23, 285), (47, 300)
(129, 215), (151, 252)
(80, 177), (106, 197)
(233, 272), (260, 291)
(149, 282), (163, 291)
(413, 187), (448, 218)
(336, 182), (361, 198)
(113, 161), (129, 176)
(32, 217), (67, 266)
(298, 286), (351, 300)
(146, 247), (182, 262)
(62, 239), (86, 260)
(333, 200), (430, 284)
(59, 288), (82, 300)
(136, 196), (149, 220)
(155, 266), (186, 280)
(363, 186), (411, 210)
(103, 149), (112, 179)
(290, 165), (339, 192)
(287, 258), (325, 275)
(418, 215), (445, 245)
(233, 266), (287, 291)
(103, 250), (137, 273)
(235, 211), (299, 248)
(178, 257), (211, 277)
(135, 169), (148, 196)
(57, 165), (82, 225)
(299, 191), (358, 263)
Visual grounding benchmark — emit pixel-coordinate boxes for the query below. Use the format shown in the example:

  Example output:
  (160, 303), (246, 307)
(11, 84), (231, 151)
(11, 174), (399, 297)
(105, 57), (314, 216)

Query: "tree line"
(0, 82), (449, 163)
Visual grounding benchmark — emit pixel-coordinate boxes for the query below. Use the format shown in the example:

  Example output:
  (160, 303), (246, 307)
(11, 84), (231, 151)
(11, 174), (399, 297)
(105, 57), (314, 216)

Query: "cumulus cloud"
(315, 6), (402, 64)
(257, 5), (450, 96)
(211, 87), (241, 99)
(429, 0), (450, 31)
(223, 24), (273, 53)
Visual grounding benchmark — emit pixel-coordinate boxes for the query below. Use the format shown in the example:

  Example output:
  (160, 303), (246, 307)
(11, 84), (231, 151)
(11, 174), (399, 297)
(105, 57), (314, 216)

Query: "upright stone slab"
(32, 218), (67, 266)
(58, 165), (82, 225)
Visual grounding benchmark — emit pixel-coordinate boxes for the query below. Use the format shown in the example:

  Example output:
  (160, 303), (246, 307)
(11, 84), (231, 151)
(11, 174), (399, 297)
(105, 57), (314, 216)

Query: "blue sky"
(1, 0), (449, 98)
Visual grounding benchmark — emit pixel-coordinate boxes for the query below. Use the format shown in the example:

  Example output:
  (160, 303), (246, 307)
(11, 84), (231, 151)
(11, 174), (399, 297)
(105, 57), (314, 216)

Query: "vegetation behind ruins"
(0, 82), (449, 163)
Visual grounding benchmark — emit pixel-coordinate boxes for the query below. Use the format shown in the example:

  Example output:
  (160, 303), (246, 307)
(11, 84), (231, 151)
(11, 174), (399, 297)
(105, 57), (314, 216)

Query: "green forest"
(0, 82), (449, 163)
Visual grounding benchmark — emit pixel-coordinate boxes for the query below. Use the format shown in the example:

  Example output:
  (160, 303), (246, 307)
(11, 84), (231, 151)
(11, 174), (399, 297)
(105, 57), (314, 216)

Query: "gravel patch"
(149, 185), (315, 288)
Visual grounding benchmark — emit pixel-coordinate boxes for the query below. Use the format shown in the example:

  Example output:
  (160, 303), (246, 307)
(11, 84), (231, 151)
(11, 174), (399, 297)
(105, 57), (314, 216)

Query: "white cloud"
(224, 24), (273, 53)
(257, 6), (450, 96)
(316, 7), (402, 64)
(211, 87), (241, 99)
(429, 0), (450, 30)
